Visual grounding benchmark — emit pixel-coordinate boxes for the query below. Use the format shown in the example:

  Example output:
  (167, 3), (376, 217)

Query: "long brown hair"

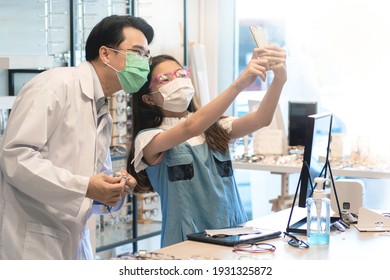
(127, 54), (230, 193)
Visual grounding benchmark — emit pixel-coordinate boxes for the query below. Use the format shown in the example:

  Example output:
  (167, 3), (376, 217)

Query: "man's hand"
(113, 169), (137, 194)
(86, 173), (129, 206)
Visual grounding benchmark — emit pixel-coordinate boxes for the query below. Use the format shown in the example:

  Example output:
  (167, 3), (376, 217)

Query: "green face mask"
(107, 51), (150, 94)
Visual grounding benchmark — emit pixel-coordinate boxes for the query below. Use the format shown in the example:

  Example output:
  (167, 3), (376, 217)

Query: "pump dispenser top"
(313, 177), (327, 199)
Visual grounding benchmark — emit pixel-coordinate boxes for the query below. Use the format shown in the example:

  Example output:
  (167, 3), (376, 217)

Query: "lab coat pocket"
(166, 153), (194, 182)
(212, 151), (233, 177)
(22, 223), (69, 260)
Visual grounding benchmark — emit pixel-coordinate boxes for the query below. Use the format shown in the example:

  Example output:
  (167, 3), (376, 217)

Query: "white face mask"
(157, 78), (195, 112)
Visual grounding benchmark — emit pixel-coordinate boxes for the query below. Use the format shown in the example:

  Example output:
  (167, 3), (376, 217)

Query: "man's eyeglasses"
(108, 47), (152, 64)
(283, 232), (309, 248)
(149, 68), (191, 88)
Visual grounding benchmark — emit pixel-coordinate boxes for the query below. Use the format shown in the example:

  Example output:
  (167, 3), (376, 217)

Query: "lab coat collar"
(77, 62), (95, 101)
(87, 62), (105, 107)
(78, 61), (105, 127)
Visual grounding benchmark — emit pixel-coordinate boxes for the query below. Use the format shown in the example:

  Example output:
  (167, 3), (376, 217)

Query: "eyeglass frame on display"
(115, 92), (126, 103)
(113, 120), (126, 130)
(144, 195), (159, 205)
(110, 107), (126, 116)
(141, 207), (159, 218)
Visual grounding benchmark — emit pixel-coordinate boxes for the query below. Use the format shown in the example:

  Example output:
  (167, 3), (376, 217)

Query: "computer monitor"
(298, 112), (333, 207)
(286, 112), (339, 234)
(288, 101), (317, 147)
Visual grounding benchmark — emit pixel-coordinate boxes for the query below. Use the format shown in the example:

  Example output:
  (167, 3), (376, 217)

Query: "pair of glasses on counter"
(233, 242), (276, 254)
(283, 232), (309, 248)
(232, 231), (308, 254)
(115, 250), (178, 260)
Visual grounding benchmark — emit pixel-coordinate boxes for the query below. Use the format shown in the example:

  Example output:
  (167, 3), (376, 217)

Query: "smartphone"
(249, 25), (269, 48)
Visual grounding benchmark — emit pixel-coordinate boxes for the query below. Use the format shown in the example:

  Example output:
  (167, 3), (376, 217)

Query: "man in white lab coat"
(0, 15), (154, 259)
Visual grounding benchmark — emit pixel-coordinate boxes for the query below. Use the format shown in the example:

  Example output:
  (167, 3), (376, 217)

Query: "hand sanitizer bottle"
(307, 177), (330, 245)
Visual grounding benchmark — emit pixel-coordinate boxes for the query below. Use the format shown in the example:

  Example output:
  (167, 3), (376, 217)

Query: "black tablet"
(186, 228), (281, 247)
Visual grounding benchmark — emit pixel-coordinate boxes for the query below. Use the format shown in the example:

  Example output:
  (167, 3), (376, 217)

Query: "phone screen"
(249, 25), (269, 48)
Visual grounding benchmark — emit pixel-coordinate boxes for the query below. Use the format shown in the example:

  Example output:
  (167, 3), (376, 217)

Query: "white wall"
(186, 0), (235, 114)
(136, 0), (187, 64)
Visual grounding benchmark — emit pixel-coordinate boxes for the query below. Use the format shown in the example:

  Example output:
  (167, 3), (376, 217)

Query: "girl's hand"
(232, 45), (286, 91)
(232, 48), (269, 90)
(261, 45), (287, 84)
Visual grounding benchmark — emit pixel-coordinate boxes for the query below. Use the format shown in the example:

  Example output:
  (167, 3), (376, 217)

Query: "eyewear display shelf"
(233, 154), (390, 212)
(95, 194), (162, 254)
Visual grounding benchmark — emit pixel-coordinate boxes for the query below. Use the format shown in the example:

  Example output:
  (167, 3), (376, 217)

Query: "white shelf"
(0, 56), (53, 69)
(0, 96), (16, 109)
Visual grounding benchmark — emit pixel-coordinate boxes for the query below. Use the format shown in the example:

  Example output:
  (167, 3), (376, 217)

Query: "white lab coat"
(0, 62), (112, 259)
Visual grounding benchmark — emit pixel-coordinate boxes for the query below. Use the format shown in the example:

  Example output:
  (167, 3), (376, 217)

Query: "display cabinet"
(95, 194), (161, 254)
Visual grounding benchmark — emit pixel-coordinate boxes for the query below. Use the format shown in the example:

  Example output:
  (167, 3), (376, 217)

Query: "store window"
(234, 0), (390, 164)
